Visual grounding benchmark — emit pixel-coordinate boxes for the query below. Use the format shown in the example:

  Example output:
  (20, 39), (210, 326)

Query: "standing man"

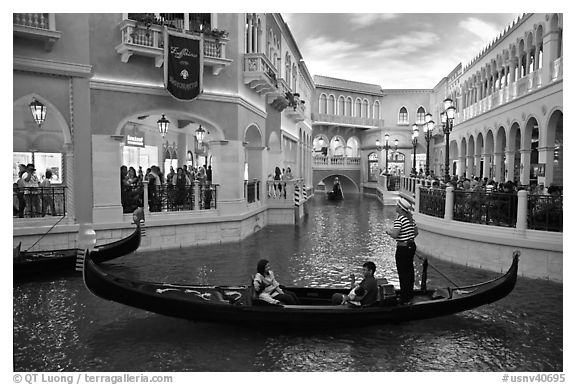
(386, 197), (418, 304)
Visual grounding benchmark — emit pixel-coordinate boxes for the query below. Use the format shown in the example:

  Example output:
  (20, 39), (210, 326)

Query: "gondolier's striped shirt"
(393, 214), (416, 242)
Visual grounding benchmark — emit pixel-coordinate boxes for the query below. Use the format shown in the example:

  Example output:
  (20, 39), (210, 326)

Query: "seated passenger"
(253, 259), (300, 305)
(332, 261), (378, 306)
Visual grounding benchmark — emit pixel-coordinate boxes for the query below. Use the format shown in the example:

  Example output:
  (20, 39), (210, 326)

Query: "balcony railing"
(13, 13), (62, 51)
(402, 176), (563, 233)
(123, 181), (218, 214)
(312, 113), (385, 128)
(527, 194), (563, 232)
(243, 53), (279, 96)
(457, 65), (553, 125)
(115, 18), (232, 73)
(312, 155), (361, 169)
(453, 190), (517, 227)
(13, 187), (67, 218)
(419, 188), (446, 218)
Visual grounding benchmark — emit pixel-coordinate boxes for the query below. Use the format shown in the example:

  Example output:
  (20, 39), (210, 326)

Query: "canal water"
(13, 195), (563, 372)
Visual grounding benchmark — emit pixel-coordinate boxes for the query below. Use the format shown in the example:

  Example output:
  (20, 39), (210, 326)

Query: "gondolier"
(386, 197), (418, 304)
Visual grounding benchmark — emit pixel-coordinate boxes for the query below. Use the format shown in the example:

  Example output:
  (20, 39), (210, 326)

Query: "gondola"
(14, 223), (141, 281)
(83, 247), (519, 328)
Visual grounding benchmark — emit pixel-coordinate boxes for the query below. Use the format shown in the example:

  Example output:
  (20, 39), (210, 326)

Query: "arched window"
(398, 107), (408, 125)
(373, 100), (381, 119)
(345, 97), (352, 116)
(319, 94), (327, 114)
(338, 96), (345, 115)
(328, 95), (336, 115)
(285, 53), (291, 82)
(363, 99), (369, 118)
(416, 107), (425, 124)
(355, 98), (362, 118)
(292, 63), (297, 90)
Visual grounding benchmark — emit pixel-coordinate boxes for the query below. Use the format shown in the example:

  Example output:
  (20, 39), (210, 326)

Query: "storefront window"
(13, 152), (62, 183)
(122, 145), (159, 172)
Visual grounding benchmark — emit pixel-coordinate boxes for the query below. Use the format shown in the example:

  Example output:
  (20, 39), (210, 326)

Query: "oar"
(415, 252), (460, 288)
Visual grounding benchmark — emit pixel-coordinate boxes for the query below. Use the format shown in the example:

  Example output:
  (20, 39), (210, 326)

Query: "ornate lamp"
(195, 124), (206, 145)
(29, 99), (47, 127)
(157, 114), (170, 138)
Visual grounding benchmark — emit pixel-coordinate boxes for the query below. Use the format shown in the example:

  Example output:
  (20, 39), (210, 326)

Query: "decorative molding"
(14, 56), (93, 78)
(89, 77), (268, 120)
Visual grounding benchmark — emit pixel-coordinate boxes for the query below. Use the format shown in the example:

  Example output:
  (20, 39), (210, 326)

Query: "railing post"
(194, 182), (200, 210)
(445, 186), (454, 221)
(142, 180), (150, 216)
(516, 190), (528, 231)
(415, 185), (421, 213)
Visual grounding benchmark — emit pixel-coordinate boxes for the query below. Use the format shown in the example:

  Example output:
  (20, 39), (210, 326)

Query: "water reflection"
(13, 195), (562, 372)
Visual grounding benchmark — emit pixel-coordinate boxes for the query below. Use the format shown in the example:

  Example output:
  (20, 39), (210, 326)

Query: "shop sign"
(164, 28), (203, 101)
(126, 135), (145, 148)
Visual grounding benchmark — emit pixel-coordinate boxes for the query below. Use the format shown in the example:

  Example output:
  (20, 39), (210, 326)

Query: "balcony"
(312, 113), (385, 129)
(457, 67), (550, 126)
(115, 19), (232, 74)
(13, 13), (62, 51)
(313, 155), (361, 169)
(244, 53), (280, 96)
(552, 57), (563, 82)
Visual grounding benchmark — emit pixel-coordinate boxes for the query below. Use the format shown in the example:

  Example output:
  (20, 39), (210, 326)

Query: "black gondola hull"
(83, 250), (518, 328)
(14, 224), (140, 282)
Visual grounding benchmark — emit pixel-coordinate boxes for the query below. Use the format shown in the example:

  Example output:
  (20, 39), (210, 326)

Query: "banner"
(164, 28), (203, 101)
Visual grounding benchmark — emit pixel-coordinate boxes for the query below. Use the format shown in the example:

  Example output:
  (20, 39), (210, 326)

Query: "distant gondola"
(14, 223), (141, 282)
(83, 246), (519, 328)
(326, 178), (344, 201)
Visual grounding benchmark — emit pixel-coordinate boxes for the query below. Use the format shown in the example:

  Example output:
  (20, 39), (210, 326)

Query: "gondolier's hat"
(397, 197), (413, 212)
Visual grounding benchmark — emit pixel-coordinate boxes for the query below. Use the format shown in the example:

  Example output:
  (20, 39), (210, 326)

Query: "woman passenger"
(253, 259), (299, 305)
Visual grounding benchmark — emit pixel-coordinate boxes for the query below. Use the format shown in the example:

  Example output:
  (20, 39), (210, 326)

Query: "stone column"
(72, 77), (93, 225)
(92, 135), (124, 224)
(63, 143), (75, 222)
(505, 150), (516, 183)
(466, 155), (475, 178)
(539, 146), (556, 187)
(519, 149), (532, 186)
(516, 190), (528, 231)
(458, 154), (466, 178)
(444, 186), (454, 221)
(493, 152), (504, 183)
(209, 139), (245, 214)
(482, 152), (491, 180)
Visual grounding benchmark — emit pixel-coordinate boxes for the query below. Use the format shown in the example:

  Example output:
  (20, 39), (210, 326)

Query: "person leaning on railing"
(40, 169), (56, 216)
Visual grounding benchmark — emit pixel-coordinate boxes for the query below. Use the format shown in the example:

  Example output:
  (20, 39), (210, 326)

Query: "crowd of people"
(266, 166), (293, 198)
(414, 173), (561, 197)
(121, 164), (214, 213)
(14, 163), (57, 217)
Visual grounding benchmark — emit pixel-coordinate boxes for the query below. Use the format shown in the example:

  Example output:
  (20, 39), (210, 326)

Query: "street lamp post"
(411, 124), (419, 175)
(441, 98), (456, 182)
(423, 113), (435, 176)
(376, 133), (391, 174)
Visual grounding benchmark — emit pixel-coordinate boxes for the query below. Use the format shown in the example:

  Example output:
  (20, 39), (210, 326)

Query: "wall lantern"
(157, 114), (170, 138)
(29, 99), (47, 127)
(195, 124), (206, 145)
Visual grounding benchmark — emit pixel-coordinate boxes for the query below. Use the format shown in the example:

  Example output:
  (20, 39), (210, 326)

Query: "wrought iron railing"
(125, 183), (218, 213)
(453, 191), (517, 227)
(527, 194), (562, 232)
(13, 186), (67, 218)
(419, 188), (446, 218)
